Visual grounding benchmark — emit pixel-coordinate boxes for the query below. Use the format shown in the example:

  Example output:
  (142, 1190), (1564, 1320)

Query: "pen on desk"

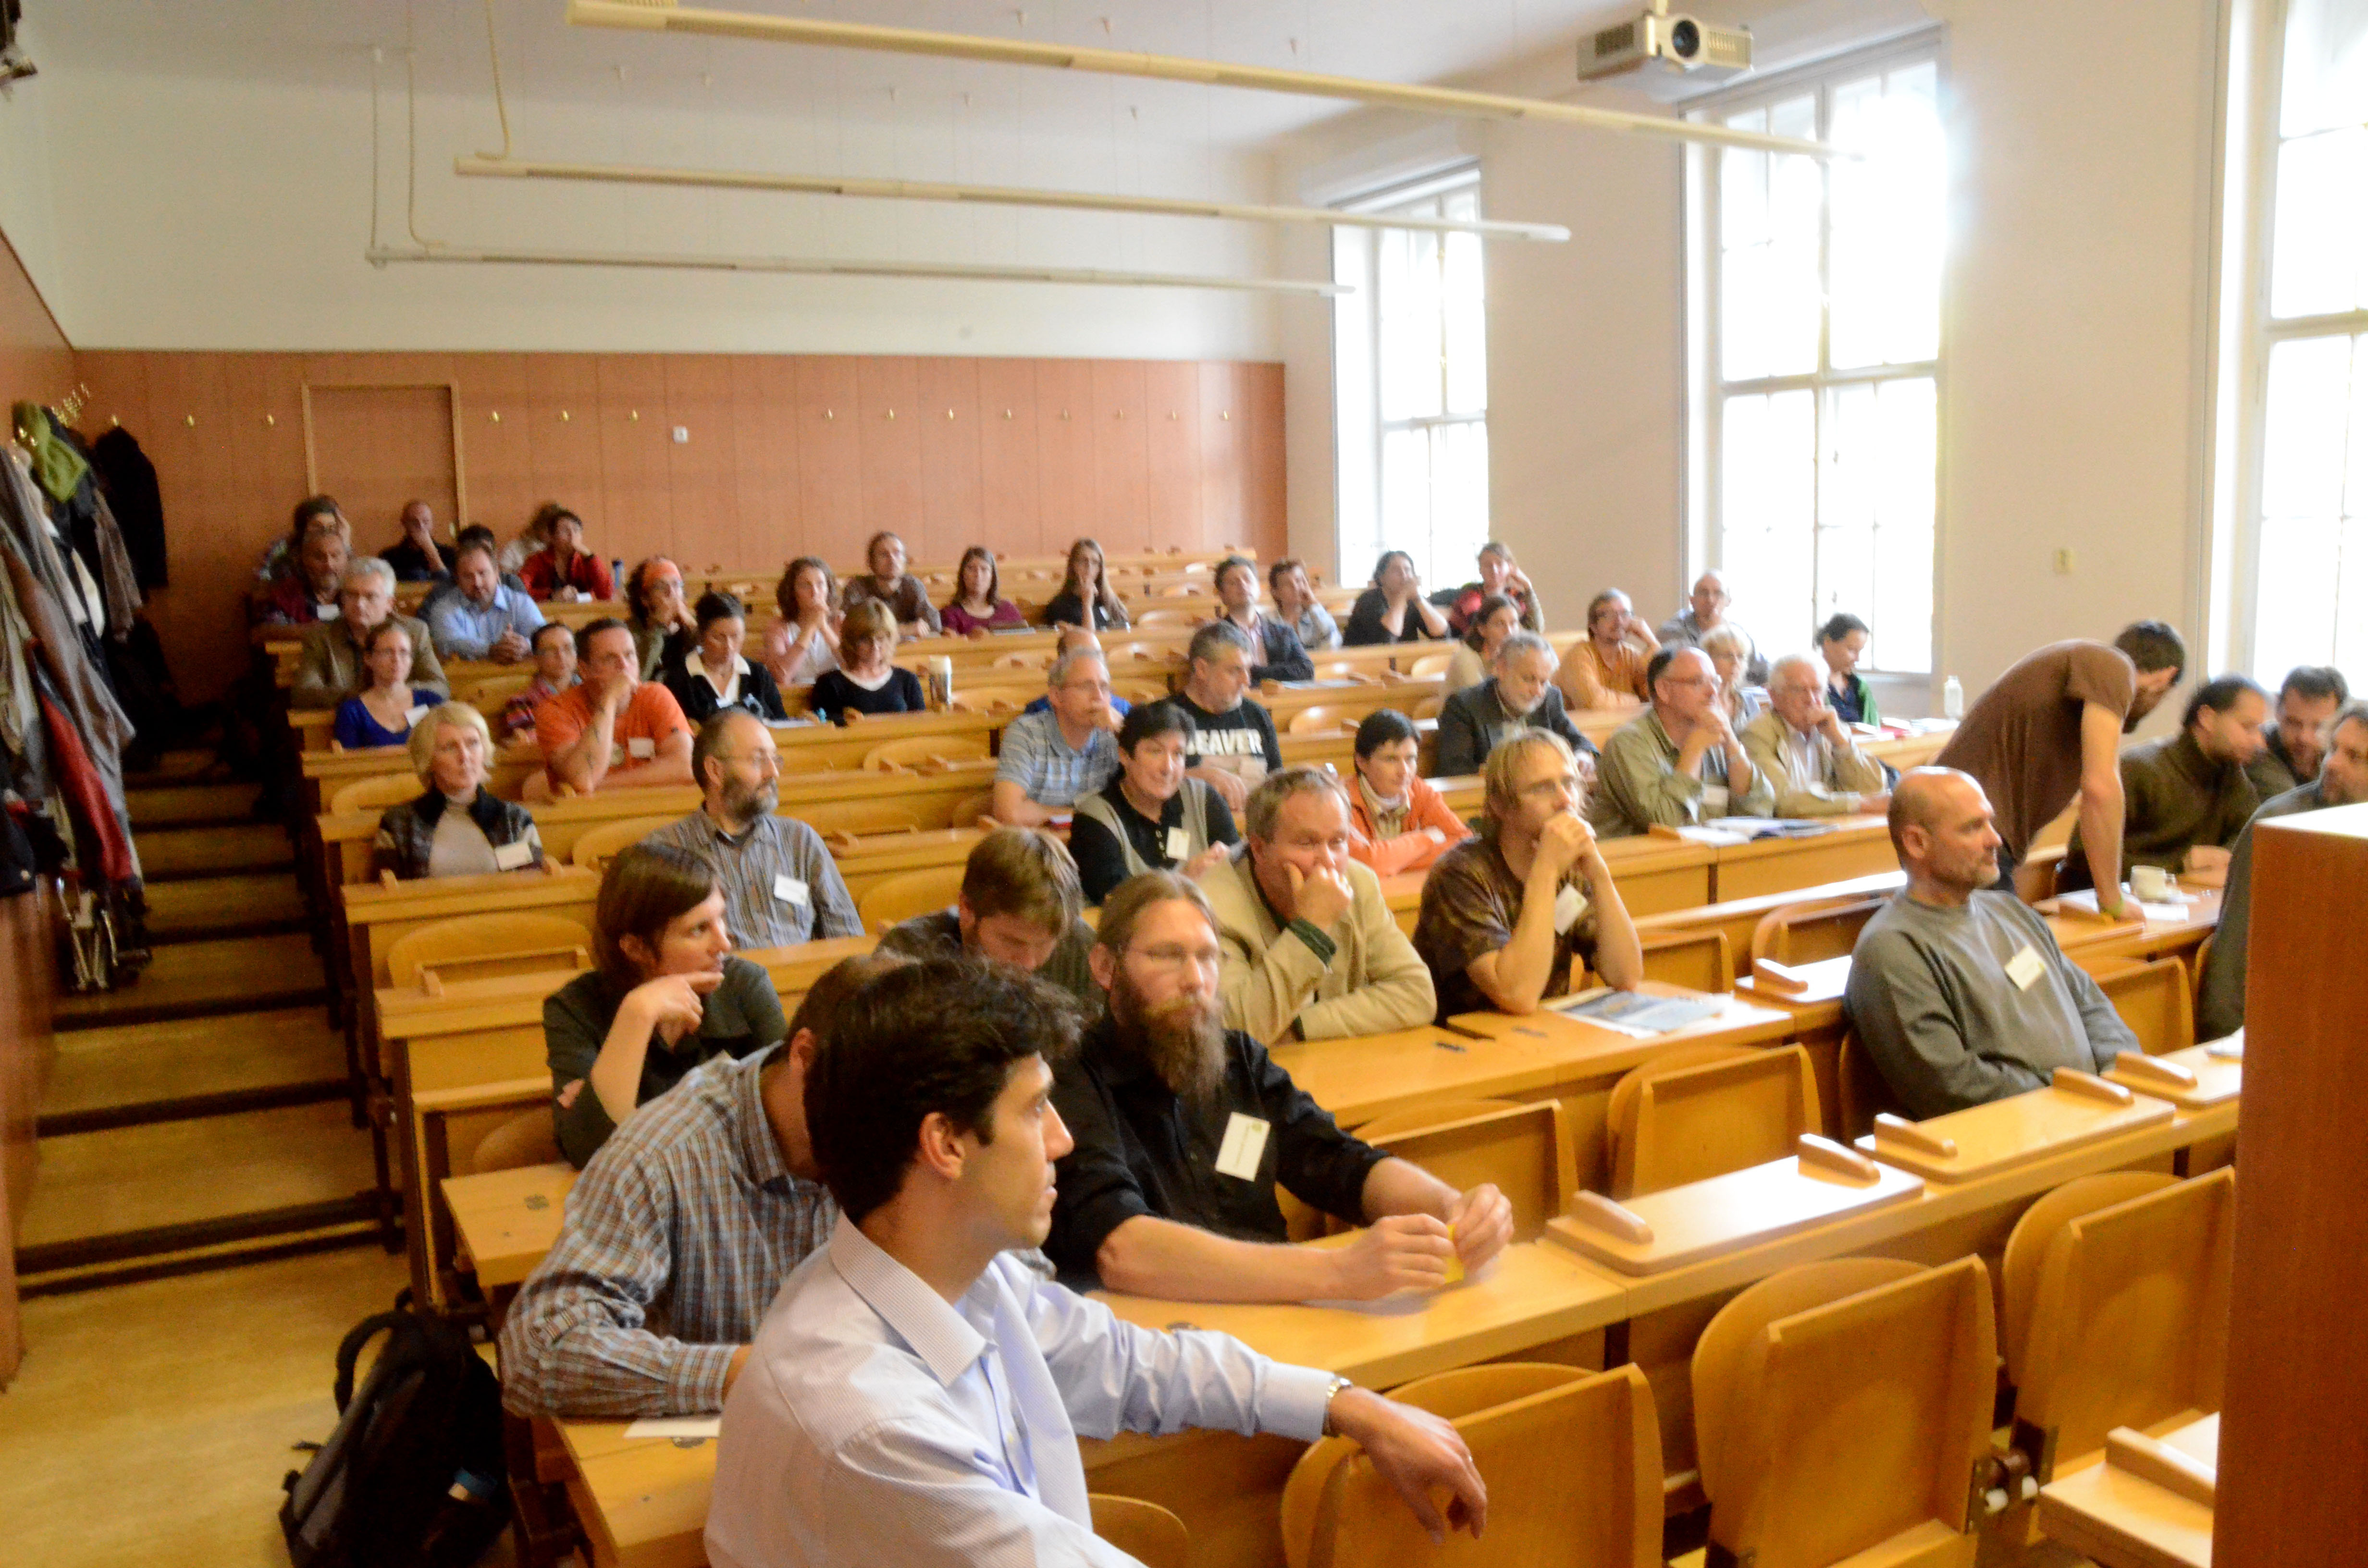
(1433, 1038), (1467, 1054)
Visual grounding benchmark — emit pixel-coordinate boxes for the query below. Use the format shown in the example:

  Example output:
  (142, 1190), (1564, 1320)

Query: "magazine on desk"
(1700, 817), (1840, 841)
(1548, 988), (1730, 1037)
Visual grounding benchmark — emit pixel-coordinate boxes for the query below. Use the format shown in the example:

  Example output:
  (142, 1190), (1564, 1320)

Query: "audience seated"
(1202, 767), (1436, 1041)
(425, 534), (544, 664)
(1589, 646), (1771, 836)
(545, 843), (789, 1167)
(499, 502), (558, 576)
(1268, 556), (1340, 651)
(1443, 591), (1520, 693)
(500, 953), (901, 1418)
(877, 827), (1103, 1011)
(1554, 588), (1659, 711)
(1416, 729), (1644, 1019)
(518, 506), (615, 602)
(807, 601), (925, 724)
(1045, 873), (1513, 1300)
(645, 711), (862, 947)
(2199, 701), (2368, 1039)
(254, 494), (346, 588)
(839, 530), (941, 637)
(1069, 702), (1238, 903)
(1933, 622), (2186, 902)
(937, 545), (1027, 636)
(1845, 768), (2139, 1117)
(1161, 620), (1282, 811)
(1742, 654), (1890, 817)
(503, 621), (580, 743)
(1702, 624), (1769, 728)
(1656, 570), (1768, 685)
(1210, 553), (1314, 683)
(1343, 549), (1451, 645)
(1435, 630), (1596, 778)
(378, 498), (454, 584)
(624, 556), (697, 680)
(370, 702), (543, 879)
(1345, 709), (1472, 875)
(664, 591), (790, 724)
(1436, 540), (1543, 637)
(290, 556), (446, 710)
(707, 957), (1486, 1566)
(1815, 613), (1879, 724)
(762, 556), (843, 690)
(2248, 664), (2349, 800)
(532, 618), (694, 796)
(2063, 674), (2268, 889)
(332, 622), (445, 751)
(990, 647), (1121, 827)
(251, 513), (348, 634)
(1040, 535), (1130, 630)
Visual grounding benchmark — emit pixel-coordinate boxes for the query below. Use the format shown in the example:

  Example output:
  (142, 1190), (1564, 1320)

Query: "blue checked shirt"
(423, 582), (545, 661)
(499, 1046), (836, 1417)
(994, 709), (1120, 809)
(643, 808), (863, 949)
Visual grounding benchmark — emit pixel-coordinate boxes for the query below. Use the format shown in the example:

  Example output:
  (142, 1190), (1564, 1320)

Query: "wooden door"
(304, 383), (461, 547)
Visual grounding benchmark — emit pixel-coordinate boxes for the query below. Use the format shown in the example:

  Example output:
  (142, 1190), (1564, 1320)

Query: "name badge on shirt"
(627, 735), (655, 760)
(773, 874), (809, 906)
(1164, 827), (1192, 861)
(1214, 1113), (1271, 1182)
(404, 705), (430, 728)
(2005, 944), (2047, 991)
(1700, 783), (1730, 817)
(1554, 883), (1588, 935)
(317, 603), (340, 621)
(493, 840), (535, 871)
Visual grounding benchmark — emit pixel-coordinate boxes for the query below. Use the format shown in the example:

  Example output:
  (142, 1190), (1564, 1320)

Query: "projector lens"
(1670, 18), (1701, 56)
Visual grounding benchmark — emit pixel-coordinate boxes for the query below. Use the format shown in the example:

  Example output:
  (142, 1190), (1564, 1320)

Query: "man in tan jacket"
(1201, 766), (1435, 1041)
(1741, 653), (1890, 817)
(289, 555), (447, 710)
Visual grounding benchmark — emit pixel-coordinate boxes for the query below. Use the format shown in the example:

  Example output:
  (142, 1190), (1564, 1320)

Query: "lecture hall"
(0, 2), (2361, 1566)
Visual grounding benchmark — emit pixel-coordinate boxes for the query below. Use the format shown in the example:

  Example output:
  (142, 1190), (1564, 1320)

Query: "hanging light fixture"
(365, 243), (1346, 295)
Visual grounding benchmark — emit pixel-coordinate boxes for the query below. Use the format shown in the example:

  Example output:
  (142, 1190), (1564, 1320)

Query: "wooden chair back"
(567, 815), (677, 870)
(1636, 929), (1733, 994)
(1360, 1100), (1577, 1242)
(1694, 1256), (1995, 1568)
(785, 796), (934, 836)
(2015, 1168), (2235, 1480)
(1404, 651), (1454, 678)
(1410, 694), (1446, 720)
(1999, 1172), (2178, 1387)
(1285, 705), (1348, 735)
(862, 733), (994, 772)
(330, 771), (426, 815)
(1289, 1363), (1660, 1568)
(1087, 1496), (1188, 1568)
(1749, 893), (1889, 969)
(468, 1110), (563, 1174)
(385, 912), (596, 991)
(2093, 956), (2195, 1056)
(1134, 608), (1200, 628)
(1835, 1028), (1903, 1142)
(1351, 1098), (1526, 1140)
(1608, 1044), (1820, 1199)
(857, 865), (967, 936)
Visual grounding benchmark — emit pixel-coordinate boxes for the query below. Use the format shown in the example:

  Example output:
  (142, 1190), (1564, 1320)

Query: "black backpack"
(279, 1296), (510, 1568)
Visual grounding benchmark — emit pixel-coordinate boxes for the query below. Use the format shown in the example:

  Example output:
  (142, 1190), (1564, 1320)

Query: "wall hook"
(825, 409), (835, 420)
(560, 409), (571, 422)
(946, 408), (956, 419)
(886, 408), (896, 420)
(184, 414), (196, 427)
(1114, 407), (1124, 419)
(490, 410), (502, 423)
(1003, 409), (1013, 419)
(1221, 410), (1232, 420)
(630, 409), (640, 421)
(1061, 409), (1071, 420)
(264, 413), (276, 427)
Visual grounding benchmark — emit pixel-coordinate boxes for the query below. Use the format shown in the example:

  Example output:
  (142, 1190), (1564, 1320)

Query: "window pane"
(1830, 62), (1944, 368)
(1819, 377), (1936, 673)
(1721, 390), (1816, 641)
(1380, 426), (1433, 578)
(2261, 334), (2354, 519)
(2254, 517), (2343, 677)
(1378, 227), (1444, 421)
(2280, 0), (2368, 139)
(2255, 332), (2364, 678)
(1443, 229), (1488, 416)
(2269, 128), (2368, 318)
(1431, 421), (1492, 586)
(1720, 95), (1821, 380)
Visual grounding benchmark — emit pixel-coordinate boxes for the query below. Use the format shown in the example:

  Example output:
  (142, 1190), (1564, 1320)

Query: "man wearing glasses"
(1042, 870), (1514, 1304)
(1589, 645), (1771, 837)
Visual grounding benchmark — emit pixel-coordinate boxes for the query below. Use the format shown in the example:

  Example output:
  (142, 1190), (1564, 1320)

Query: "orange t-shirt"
(533, 681), (691, 786)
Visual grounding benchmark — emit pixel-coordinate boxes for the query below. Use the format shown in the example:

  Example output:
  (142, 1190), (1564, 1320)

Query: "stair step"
(44, 1006), (349, 1118)
(144, 874), (308, 940)
(54, 932), (325, 1029)
(119, 747), (232, 788)
(133, 823), (293, 881)
(126, 782), (260, 828)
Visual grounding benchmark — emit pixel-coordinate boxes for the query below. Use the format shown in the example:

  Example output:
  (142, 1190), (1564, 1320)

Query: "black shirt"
(809, 666), (926, 725)
(1067, 776), (1239, 904)
(1432, 681), (1598, 777)
(382, 538), (456, 584)
(662, 652), (790, 724)
(1046, 1015), (1388, 1288)
(1343, 587), (1438, 646)
(1041, 588), (1129, 631)
(1163, 692), (1282, 774)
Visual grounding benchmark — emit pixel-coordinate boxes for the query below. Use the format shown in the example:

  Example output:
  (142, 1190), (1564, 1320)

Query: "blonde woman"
(808, 600), (925, 724)
(370, 703), (543, 880)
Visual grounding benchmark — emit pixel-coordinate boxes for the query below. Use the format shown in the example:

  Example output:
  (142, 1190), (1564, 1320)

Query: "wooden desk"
(1633, 870), (1907, 982)
(1733, 954), (1855, 1136)
(2044, 890), (2221, 970)
(444, 1162), (576, 1288)
(1694, 816), (1899, 903)
(2037, 1414), (2217, 1568)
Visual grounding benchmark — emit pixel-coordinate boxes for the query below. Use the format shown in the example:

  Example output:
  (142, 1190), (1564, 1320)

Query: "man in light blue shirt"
(992, 648), (1123, 827)
(705, 959), (1488, 1568)
(426, 536), (545, 662)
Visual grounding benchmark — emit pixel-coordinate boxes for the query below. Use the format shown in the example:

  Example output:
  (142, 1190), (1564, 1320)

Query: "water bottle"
(1942, 675), (1964, 720)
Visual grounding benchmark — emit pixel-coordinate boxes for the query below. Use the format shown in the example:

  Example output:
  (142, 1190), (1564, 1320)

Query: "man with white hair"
(1656, 570), (1767, 686)
(991, 645), (1122, 826)
(1433, 631), (1597, 777)
(289, 555), (447, 709)
(1742, 653), (1891, 816)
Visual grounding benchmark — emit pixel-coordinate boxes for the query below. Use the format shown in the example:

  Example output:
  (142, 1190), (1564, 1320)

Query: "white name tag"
(1164, 827), (1192, 862)
(493, 839), (534, 871)
(1214, 1112), (1270, 1182)
(773, 874), (809, 906)
(627, 735), (655, 760)
(1554, 883), (1588, 935)
(317, 603), (340, 621)
(2005, 944), (2047, 991)
(404, 705), (430, 727)
(1700, 783), (1730, 817)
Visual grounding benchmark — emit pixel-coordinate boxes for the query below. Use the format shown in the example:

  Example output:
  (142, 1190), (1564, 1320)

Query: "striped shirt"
(993, 708), (1120, 809)
(499, 1046), (837, 1417)
(643, 808), (862, 949)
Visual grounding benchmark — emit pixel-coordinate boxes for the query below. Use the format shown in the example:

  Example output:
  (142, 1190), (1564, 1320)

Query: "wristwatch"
(1321, 1375), (1356, 1437)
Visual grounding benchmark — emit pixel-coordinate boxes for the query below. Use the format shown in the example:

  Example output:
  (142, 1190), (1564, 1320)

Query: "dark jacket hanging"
(90, 425), (167, 589)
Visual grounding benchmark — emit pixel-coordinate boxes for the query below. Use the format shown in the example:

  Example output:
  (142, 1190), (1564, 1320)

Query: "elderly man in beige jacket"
(1201, 766), (1436, 1042)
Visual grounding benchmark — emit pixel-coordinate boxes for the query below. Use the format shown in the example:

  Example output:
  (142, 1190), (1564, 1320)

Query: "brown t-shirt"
(1412, 834), (1601, 1023)
(1933, 640), (2136, 853)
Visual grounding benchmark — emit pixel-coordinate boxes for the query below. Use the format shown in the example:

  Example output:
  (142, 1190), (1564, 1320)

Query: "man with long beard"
(1045, 870), (1514, 1303)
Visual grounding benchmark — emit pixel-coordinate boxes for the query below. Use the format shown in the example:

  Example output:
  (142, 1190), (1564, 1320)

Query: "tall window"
(1697, 49), (1944, 673)
(2248, 0), (2368, 679)
(1334, 170), (1489, 588)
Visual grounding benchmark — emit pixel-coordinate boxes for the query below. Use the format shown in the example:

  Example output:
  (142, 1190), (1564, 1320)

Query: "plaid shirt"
(498, 1046), (836, 1417)
(994, 708), (1120, 808)
(643, 808), (862, 949)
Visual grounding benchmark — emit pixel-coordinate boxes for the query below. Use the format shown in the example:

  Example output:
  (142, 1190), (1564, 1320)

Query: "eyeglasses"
(1128, 943), (1222, 975)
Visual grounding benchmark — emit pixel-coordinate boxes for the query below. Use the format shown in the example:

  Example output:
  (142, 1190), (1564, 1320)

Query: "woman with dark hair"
(331, 621), (444, 750)
(1040, 537), (1131, 631)
(1444, 593), (1521, 693)
(1067, 701), (1238, 903)
(1345, 708), (1472, 876)
(940, 545), (1028, 636)
(664, 589), (790, 723)
(543, 842), (789, 1167)
(1816, 612), (1880, 726)
(519, 505), (616, 602)
(808, 601), (926, 723)
(625, 557), (697, 679)
(1343, 551), (1450, 646)
(840, 530), (941, 637)
(762, 556), (842, 689)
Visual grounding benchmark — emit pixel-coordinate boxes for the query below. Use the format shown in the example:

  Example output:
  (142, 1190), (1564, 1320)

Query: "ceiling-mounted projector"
(1581, 2), (1753, 84)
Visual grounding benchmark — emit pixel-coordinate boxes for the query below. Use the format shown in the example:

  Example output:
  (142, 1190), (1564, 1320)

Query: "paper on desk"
(623, 1416), (722, 1441)
(2055, 887), (2190, 924)
(1550, 987), (1731, 1037)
